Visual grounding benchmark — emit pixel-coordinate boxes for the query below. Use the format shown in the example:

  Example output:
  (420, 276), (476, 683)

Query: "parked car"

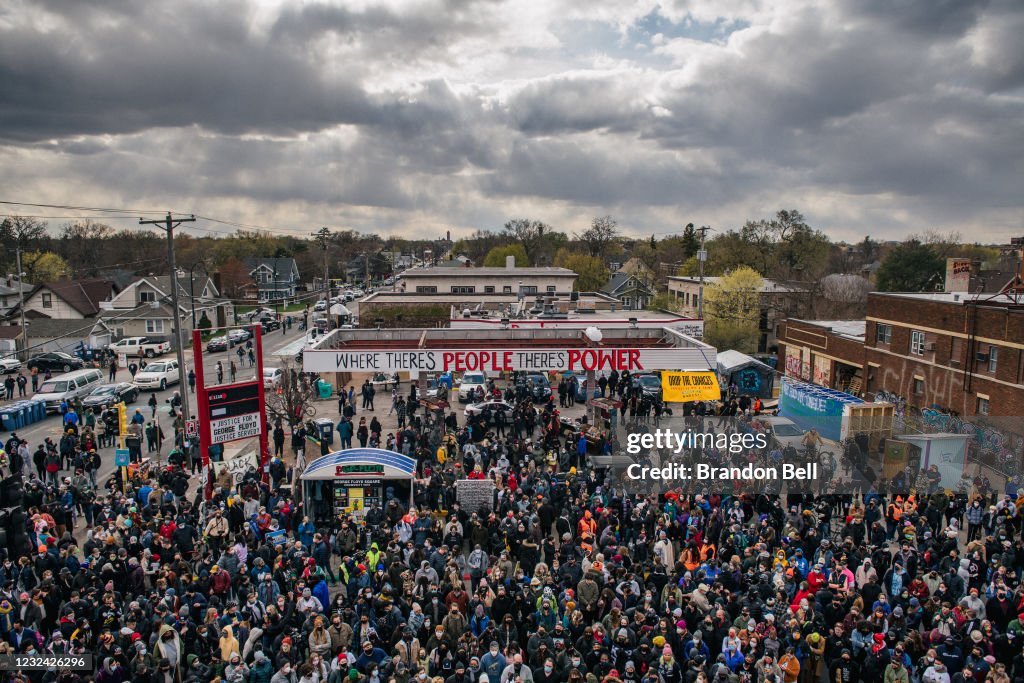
(263, 367), (283, 388)
(133, 360), (180, 391)
(464, 399), (515, 420)
(631, 372), (664, 401)
(761, 416), (807, 451)
(458, 371), (488, 403)
(206, 336), (229, 352)
(518, 373), (552, 401)
(34, 369), (104, 413)
(27, 352), (84, 373)
(313, 300), (328, 311)
(227, 328), (251, 343)
(0, 357), (22, 374)
(108, 336), (171, 358)
(82, 382), (139, 410)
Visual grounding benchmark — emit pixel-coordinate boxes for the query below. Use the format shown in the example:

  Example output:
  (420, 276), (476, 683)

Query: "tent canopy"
(716, 350), (774, 374)
(301, 448), (416, 481)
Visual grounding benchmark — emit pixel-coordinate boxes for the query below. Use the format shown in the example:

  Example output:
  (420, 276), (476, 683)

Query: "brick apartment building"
(779, 291), (1024, 418)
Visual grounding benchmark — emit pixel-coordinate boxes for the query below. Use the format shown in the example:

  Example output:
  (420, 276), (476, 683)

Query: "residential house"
(243, 257), (300, 302)
(601, 272), (655, 310)
(0, 278), (32, 319)
(345, 253), (392, 283)
(21, 278), (118, 319)
(91, 273), (234, 348)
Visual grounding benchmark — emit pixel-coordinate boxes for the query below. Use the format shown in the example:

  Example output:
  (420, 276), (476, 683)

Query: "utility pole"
(140, 212), (195, 424)
(314, 227), (330, 296)
(15, 248), (27, 360)
(695, 226), (709, 319)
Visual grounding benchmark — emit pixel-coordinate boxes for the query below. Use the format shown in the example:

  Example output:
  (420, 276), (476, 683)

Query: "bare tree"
(577, 215), (619, 259)
(818, 273), (872, 318)
(265, 360), (319, 427)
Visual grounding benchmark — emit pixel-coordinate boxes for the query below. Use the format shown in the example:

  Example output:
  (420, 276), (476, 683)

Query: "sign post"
(193, 326), (270, 498)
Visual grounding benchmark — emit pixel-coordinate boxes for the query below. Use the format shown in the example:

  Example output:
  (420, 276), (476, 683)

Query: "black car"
(517, 373), (552, 400)
(206, 336), (229, 352)
(82, 382), (139, 409)
(27, 352), (84, 373)
(251, 318), (281, 332)
(631, 372), (663, 401)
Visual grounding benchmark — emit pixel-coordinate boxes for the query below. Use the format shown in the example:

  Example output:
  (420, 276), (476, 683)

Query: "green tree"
(482, 244), (529, 267)
(21, 251), (69, 282)
(554, 249), (609, 291)
(703, 266), (764, 353)
(876, 240), (945, 292)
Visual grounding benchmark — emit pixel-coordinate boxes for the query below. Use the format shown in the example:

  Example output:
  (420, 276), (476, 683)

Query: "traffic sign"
(114, 449), (130, 467)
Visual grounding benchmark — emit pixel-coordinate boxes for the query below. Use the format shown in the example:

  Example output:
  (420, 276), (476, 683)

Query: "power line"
(0, 200), (170, 215)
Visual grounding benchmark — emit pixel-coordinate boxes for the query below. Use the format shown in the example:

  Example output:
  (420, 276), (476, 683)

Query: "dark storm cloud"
(0, 0), (379, 142)
(0, 0), (1022, 239)
(839, 0), (990, 36)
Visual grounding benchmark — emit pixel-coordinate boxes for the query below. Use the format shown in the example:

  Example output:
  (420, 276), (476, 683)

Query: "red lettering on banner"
(503, 351), (513, 369)
(442, 352), (455, 371)
(568, 350), (581, 369)
(629, 349), (642, 370)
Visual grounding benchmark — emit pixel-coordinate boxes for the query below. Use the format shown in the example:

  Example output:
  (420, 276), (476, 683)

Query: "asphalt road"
(2, 322), (311, 498)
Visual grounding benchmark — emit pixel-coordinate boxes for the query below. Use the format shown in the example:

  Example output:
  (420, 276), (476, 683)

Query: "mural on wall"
(736, 367), (763, 395)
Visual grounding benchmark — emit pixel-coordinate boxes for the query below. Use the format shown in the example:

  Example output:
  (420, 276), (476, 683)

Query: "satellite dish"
(584, 326), (603, 342)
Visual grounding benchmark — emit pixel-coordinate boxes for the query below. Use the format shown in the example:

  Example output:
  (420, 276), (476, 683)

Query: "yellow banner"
(661, 371), (721, 402)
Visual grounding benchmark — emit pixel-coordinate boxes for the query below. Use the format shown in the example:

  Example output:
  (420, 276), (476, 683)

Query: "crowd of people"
(0, 371), (1022, 683)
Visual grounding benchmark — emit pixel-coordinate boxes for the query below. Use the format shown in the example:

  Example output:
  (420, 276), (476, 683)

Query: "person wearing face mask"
(271, 660), (298, 683)
(481, 641), (508, 680)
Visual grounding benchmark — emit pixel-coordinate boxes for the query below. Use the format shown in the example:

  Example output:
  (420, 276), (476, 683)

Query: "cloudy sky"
(1, 0), (1021, 243)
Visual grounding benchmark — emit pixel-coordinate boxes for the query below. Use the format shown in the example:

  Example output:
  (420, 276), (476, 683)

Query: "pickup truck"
(109, 337), (171, 358)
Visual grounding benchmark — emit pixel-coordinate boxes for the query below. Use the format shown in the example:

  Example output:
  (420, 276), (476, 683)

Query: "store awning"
(301, 448), (416, 481)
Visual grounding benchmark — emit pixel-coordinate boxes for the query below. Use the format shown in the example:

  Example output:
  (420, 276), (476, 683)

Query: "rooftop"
(790, 319), (866, 342)
(667, 275), (808, 293)
(872, 291), (1024, 306)
(401, 266), (577, 277)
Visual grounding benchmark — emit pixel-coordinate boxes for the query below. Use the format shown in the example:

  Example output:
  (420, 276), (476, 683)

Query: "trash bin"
(0, 411), (12, 432)
(314, 417), (334, 446)
(317, 380), (333, 400)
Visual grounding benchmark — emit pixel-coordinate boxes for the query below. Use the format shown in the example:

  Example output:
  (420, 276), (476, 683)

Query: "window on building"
(988, 346), (998, 372)
(139, 290), (156, 303)
(913, 378), (925, 394)
(977, 396), (990, 415)
(522, 286), (537, 294)
(546, 286), (556, 293)
(623, 297), (632, 309)
(910, 330), (925, 355)
(451, 286), (476, 294)
(502, 286), (512, 294)
(484, 286), (495, 294)
(951, 337), (963, 365)
(146, 320), (165, 334)
(41, 293), (52, 309)
(876, 324), (892, 344)
(415, 286), (437, 294)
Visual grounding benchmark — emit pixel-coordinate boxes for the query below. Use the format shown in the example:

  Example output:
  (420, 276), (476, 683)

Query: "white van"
(34, 368), (105, 413)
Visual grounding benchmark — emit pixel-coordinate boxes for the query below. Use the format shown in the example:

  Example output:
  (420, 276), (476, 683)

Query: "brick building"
(778, 291), (1024, 418)
(863, 292), (1024, 417)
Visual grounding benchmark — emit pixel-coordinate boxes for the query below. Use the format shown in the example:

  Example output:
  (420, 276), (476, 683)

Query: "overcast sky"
(1, 0), (1021, 243)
